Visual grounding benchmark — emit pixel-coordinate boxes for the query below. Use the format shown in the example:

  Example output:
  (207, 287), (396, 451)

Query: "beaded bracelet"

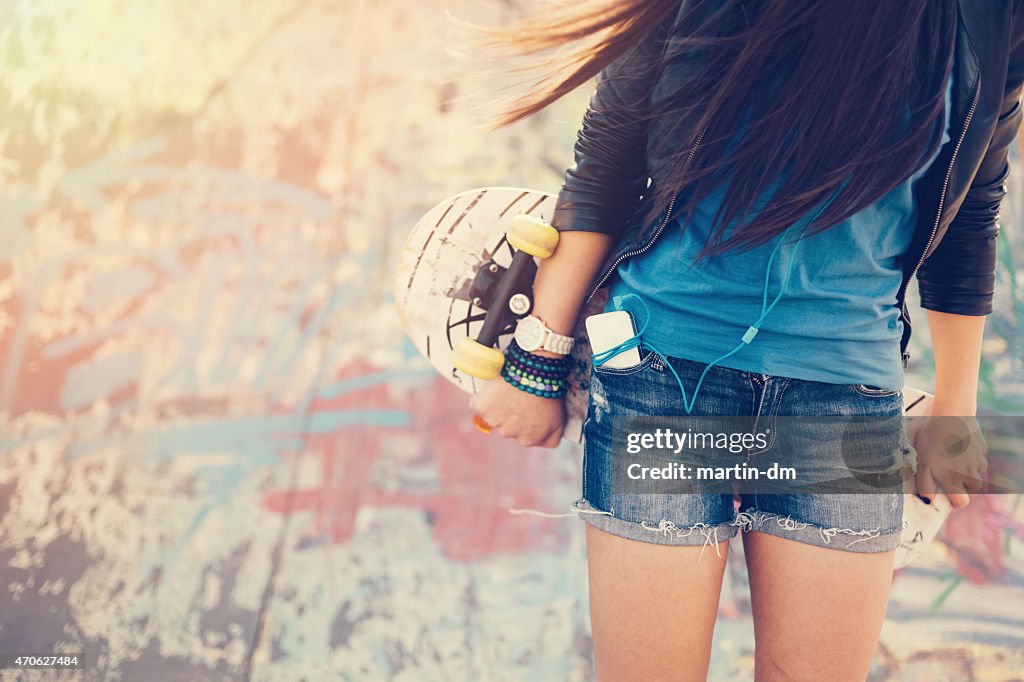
(501, 339), (570, 399)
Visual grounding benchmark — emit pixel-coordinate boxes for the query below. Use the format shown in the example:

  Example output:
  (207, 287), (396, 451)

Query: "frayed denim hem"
(734, 507), (902, 553)
(573, 498), (739, 559)
(573, 499), (902, 555)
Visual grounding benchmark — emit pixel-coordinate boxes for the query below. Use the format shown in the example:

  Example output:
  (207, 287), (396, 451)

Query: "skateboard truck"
(467, 261), (533, 318)
(451, 214), (559, 380)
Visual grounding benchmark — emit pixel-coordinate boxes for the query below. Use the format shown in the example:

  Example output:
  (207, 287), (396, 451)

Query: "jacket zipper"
(897, 69), (981, 363)
(585, 126), (709, 303)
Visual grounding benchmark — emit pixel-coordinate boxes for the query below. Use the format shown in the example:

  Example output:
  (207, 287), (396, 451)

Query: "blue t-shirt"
(607, 74), (953, 389)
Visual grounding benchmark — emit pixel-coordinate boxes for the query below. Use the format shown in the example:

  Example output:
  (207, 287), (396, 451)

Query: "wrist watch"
(513, 314), (575, 355)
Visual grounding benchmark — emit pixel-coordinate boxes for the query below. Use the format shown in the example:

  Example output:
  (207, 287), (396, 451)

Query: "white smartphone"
(585, 310), (642, 369)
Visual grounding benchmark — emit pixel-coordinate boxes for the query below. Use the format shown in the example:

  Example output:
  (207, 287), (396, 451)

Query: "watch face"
(515, 316), (544, 351)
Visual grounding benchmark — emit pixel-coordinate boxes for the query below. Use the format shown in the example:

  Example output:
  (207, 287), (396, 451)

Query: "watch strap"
(524, 315), (574, 354)
(540, 329), (574, 355)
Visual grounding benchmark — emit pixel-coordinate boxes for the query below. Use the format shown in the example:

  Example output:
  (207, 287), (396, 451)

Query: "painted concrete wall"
(0, 2), (1022, 680)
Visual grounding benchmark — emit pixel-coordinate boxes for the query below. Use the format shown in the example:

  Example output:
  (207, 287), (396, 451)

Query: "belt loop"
(902, 351), (910, 370)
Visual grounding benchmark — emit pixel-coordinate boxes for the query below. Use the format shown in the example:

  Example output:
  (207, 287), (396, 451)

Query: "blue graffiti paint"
(65, 409), (410, 463)
(318, 369), (435, 401)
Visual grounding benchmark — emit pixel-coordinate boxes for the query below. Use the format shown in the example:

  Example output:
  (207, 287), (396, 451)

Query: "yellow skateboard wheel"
(507, 215), (559, 259)
(452, 336), (505, 379)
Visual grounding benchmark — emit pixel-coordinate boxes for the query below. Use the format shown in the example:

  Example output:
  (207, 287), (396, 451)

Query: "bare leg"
(585, 524), (730, 682)
(742, 531), (895, 682)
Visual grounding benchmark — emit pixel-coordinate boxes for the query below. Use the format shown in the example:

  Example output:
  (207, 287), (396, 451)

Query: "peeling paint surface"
(0, 1), (1023, 680)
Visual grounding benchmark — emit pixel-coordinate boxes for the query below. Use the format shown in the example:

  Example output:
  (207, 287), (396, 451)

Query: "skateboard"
(393, 186), (945, 567)
(393, 187), (601, 444)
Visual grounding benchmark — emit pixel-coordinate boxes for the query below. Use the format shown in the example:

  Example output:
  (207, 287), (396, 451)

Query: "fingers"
(470, 383), (565, 448)
(946, 492), (971, 509)
(540, 430), (562, 449)
(934, 467), (984, 501)
(948, 423), (988, 488)
(915, 464), (938, 503)
(500, 421), (561, 448)
(515, 430), (560, 449)
(963, 474), (985, 494)
(917, 463), (974, 508)
(499, 420), (542, 446)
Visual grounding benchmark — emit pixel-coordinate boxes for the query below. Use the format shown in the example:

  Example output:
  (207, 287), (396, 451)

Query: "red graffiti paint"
(940, 495), (1009, 585)
(261, 363), (576, 562)
(935, 456), (1024, 585)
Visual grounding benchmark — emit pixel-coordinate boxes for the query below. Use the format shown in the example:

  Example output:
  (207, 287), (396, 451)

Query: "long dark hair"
(488, 0), (958, 257)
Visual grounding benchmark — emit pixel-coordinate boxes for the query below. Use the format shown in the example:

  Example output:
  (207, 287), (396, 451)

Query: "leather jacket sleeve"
(550, 10), (679, 238)
(917, 2), (1024, 316)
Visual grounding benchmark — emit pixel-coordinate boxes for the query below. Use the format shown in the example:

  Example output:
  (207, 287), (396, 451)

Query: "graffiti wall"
(0, 1), (1022, 680)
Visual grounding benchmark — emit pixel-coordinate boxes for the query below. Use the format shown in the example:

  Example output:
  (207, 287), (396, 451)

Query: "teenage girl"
(469, 1), (1022, 679)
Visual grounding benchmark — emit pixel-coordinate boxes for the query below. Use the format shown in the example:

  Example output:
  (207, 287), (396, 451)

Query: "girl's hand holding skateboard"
(912, 411), (988, 510)
(469, 353), (567, 449)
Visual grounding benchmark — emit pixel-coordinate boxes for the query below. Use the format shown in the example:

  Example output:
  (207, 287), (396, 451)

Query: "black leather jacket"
(551, 0), (1024, 369)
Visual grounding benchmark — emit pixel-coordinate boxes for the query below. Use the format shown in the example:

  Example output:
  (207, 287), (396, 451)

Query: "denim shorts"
(574, 349), (916, 553)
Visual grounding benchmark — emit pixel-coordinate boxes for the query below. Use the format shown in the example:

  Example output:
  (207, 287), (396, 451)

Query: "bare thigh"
(585, 524), (730, 682)
(742, 531), (895, 682)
